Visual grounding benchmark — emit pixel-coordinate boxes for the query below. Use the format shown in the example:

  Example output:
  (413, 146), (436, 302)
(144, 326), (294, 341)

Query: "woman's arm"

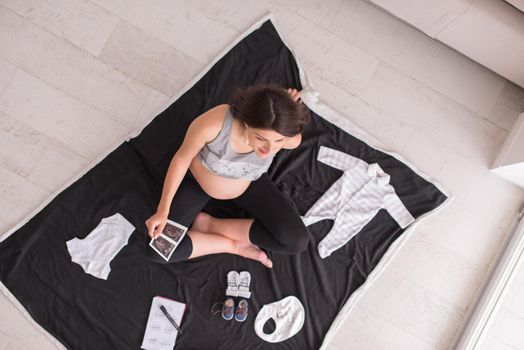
(155, 154), (192, 215)
(146, 104), (227, 238)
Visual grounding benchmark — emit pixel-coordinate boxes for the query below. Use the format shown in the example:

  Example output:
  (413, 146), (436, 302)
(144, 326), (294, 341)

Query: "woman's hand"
(286, 88), (302, 103)
(145, 211), (168, 239)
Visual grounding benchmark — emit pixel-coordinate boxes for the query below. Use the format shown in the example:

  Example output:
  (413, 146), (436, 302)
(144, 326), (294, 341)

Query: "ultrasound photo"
(149, 220), (188, 261)
(150, 235), (176, 261)
(162, 222), (185, 242)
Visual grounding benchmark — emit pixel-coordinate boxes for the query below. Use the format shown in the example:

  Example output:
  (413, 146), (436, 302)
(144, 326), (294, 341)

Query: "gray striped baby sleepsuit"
(302, 146), (414, 259)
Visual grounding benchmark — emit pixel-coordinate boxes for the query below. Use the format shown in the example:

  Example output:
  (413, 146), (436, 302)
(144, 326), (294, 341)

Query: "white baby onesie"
(66, 213), (135, 280)
(302, 146), (415, 258)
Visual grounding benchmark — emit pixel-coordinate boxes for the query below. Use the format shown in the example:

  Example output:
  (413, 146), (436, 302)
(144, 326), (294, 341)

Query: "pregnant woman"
(145, 85), (310, 268)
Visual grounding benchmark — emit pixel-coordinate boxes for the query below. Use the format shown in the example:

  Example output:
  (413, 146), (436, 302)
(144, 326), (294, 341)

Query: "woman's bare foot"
(236, 241), (273, 268)
(191, 212), (212, 233)
(191, 212), (271, 267)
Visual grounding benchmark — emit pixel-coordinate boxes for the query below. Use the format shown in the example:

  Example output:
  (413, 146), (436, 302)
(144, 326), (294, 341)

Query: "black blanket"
(0, 19), (447, 350)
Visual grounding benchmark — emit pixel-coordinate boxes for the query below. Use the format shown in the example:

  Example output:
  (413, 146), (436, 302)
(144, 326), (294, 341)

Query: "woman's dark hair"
(228, 84), (310, 137)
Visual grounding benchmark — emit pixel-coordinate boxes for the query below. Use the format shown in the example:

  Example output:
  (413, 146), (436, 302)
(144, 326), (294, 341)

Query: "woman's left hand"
(286, 88), (302, 103)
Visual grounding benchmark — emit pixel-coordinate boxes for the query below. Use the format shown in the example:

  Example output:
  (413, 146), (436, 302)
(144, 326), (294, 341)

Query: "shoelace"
(236, 300), (248, 315)
(210, 302), (224, 316)
(227, 275), (238, 288)
(239, 275), (249, 289)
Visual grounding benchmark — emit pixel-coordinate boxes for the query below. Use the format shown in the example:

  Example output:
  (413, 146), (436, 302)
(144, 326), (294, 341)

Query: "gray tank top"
(197, 108), (274, 181)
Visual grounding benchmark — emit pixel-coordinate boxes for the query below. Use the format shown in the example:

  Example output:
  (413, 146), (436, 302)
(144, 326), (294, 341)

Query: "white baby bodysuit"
(302, 146), (415, 258)
(66, 213), (135, 280)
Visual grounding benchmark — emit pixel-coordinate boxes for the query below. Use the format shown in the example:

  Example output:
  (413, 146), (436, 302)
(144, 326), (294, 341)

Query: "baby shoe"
(235, 299), (248, 322)
(222, 298), (235, 321)
(225, 270), (240, 297)
(238, 271), (251, 299)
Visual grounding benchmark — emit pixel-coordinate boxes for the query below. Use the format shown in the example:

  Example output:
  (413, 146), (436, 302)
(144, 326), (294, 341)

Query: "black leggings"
(147, 171), (309, 264)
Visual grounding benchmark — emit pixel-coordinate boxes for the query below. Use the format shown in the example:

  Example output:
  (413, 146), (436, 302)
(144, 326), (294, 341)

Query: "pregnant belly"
(189, 157), (251, 200)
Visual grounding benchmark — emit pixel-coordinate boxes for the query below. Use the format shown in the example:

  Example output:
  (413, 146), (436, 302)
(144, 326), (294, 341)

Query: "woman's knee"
(287, 226), (309, 254)
(275, 223), (309, 254)
(248, 218), (309, 254)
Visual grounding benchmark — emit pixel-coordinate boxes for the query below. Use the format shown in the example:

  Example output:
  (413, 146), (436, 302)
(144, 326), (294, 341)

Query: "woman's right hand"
(286, 88), (302, 103)
(145, 211), (168, 239)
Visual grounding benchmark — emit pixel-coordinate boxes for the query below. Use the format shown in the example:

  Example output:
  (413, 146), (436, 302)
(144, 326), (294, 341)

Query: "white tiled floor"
(0, 1), (523, 349)
(481, 246), (524, 350)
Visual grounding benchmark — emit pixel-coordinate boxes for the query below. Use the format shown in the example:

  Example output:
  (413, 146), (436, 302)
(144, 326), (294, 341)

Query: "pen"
(160, 304), (183, 335)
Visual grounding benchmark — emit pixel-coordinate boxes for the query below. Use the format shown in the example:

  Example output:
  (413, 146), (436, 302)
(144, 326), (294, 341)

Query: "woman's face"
(245, 125), (288, 158)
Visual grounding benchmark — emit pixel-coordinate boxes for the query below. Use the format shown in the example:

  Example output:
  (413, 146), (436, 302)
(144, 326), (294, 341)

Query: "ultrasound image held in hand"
(149, 219), (188, 261)
(162, 222), (184, 242)
(151, 235), (176, 259)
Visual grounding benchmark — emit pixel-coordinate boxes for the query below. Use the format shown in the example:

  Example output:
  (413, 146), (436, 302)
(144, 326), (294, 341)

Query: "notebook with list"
(141, 296), (186, 350)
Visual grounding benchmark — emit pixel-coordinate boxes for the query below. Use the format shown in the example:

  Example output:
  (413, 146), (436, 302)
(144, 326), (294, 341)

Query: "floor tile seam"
(328, 301), (387, 347)
(499, 304), (524, 323)
(430, 0), (477, 38)
(0, 162), (53, 207)
(0, 59), (136, 133)
(100, 15), (213, 68)
(383, 268), (469, 315)
(109, 0), (244, 65)
(302, 30), (505, 132)
(390, 237), (487, 295)
(0, 152), (89, 195)
(0, 5), (157, 129)
(309, 8), (509, 122)
(307, 71), (413, 131)
(491, 332), (521, 350)
(309, 71), (501, 167)
(370, 318), (438, 350)
(0, 3), (119, 58)
(359, 60), (508, 132)
(0, 65), (16, 98)
(0, 107), (90, 162)
(359, 297), (458, 349)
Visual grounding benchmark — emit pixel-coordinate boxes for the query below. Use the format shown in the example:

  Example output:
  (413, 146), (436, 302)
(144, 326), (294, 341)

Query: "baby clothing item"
(238, 271), (252, 299)
(221, 298), (235, 321)
(66, 213), (135, 280)
(220, 271), (252, 322)
(254, 296), (305, 343)
(218, 298), (249, 322)
(197, 107), (274, 181)
(235, 299), (249, 322)
(226, 271), (240, 297)
(302, 146), (415, 258)
(225, 270), (252, 298)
